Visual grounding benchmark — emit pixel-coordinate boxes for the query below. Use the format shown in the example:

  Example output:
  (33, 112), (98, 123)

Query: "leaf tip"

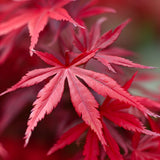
(0, 90), (8, 97)
(0, 92), (4, 97)
(148, 66), (158, 69)
(30, 49), (36, 56)
(23, 132), (31, 148)
(76, 23), (85, 29)
(120, 18), (132, 29)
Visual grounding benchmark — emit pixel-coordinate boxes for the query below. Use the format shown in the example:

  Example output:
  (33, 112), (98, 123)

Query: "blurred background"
(0, 0), (160, 159)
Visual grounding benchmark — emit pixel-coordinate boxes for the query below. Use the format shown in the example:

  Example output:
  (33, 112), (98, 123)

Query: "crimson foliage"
(0, 0), (160, 160)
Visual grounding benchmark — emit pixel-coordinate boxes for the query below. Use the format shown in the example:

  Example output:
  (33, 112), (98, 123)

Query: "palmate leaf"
(48, 96), (159, 159)
(0, 50), (158, 146)
(94, 19), (131, 49)
(0, 50), (106, 146)
(0, 1), (83, 55)
(74, 18), (152, 73)
(74, 18), (131, 52)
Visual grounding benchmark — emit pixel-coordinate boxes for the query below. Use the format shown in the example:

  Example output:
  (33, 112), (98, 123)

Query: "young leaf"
(95, 19), (131, 49)
(0, 1), (83, 55)
(1, 48), (158, 147)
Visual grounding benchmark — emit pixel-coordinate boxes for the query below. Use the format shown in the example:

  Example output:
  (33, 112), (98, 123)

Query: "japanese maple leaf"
(73, 18), (153, 73)
(0, 0), (83, 55)
(130, 133), (160, 160)
(48, 73), (160, 160)
(100, 91), (159, 137)
(0, 49), (157, 147)
(47, 121), (123, 160)
(100, 72), (160, 137)
(45, 0), (116, 51)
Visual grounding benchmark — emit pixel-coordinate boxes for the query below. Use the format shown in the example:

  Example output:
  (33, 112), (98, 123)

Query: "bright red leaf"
(0, 48), (158, 147)
(0, 0), (83, 55)
(73, 18), (152, 73)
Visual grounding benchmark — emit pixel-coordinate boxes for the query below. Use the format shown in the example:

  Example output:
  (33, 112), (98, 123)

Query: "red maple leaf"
(0, 0), (83, 55)
(0, 48), (158, 148)
(73, 18), (153, 73)
(0, 48), (157, 148)
(0, 50), (105, 147)
(47, 74), (159, 160)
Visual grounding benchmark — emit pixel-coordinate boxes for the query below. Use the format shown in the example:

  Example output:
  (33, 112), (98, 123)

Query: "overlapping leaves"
(0, 47), (158, 148)
(0, 0), (83, 55)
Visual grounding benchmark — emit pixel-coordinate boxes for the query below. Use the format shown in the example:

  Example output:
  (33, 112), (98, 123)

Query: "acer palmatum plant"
(0, 0), (160, 160)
